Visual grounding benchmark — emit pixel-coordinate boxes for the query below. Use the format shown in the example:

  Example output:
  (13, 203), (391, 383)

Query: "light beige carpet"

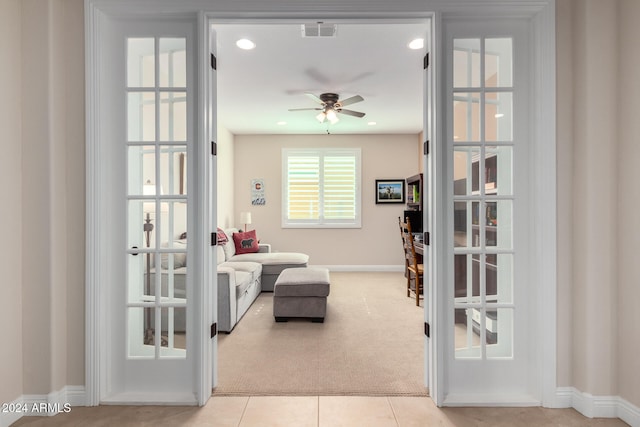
(214, 271), (428, 396)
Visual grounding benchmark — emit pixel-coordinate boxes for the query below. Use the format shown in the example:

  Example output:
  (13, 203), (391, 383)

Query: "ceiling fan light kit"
(290, 92), (366, 126)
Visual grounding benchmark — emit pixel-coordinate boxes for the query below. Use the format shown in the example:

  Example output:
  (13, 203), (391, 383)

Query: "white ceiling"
(214, 22), (427, 135)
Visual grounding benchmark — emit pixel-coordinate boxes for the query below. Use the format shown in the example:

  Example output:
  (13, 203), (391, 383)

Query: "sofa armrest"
(217, 266), (238, 332)
(258, 243), (271, 253)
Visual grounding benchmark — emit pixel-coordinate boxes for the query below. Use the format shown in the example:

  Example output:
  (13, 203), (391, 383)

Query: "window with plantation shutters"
(282, 148), (361, 228)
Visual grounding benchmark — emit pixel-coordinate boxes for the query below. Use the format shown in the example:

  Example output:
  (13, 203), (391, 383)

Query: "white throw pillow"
(161, 240), (187, 269)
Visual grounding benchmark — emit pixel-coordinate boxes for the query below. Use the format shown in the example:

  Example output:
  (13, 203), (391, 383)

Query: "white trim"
(196, 10), (213, 407)
(0, 396), (23, 427)
(311, 264), (405, 273)
(100, 392), (197, 406)
(555, 387), (640, 426)
(84, 1), (103, 408)
(431, 9), (446, 408)
(532, 0), (558, 408)
(443, 393), (540, 407)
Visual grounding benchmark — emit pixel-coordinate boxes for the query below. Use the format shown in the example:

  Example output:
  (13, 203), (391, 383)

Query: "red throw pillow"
(232, 230), (259, 254)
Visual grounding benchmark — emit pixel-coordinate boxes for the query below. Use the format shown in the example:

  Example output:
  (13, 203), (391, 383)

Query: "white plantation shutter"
(323, 155), (356, 220)
(287, 155), (320, 220)
(283, 148), (361, 228)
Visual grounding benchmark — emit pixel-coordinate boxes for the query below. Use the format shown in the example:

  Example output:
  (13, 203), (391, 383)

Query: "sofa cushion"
(232, 230), (260, 254)
(229, 252), (308, 266)
(216, 246), (226, 265)
(234, 270), (253, 297)
(222, 261), (262, 284)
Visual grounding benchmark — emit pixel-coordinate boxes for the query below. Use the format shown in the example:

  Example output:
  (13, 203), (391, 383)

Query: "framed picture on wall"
(375, 179), (405, 204)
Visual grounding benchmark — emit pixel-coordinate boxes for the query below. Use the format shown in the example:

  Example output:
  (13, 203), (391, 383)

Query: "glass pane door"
(126, 37), (188, 359)
(452, 37), (514, 359)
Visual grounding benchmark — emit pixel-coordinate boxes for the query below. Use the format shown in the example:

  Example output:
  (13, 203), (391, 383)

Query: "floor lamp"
(143, 210), (154, 345)
(142, 180), (157, 346)
(142, 181), (170, 346)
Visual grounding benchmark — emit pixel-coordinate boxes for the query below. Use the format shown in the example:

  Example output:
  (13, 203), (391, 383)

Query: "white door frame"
(85, 0), (556, 408)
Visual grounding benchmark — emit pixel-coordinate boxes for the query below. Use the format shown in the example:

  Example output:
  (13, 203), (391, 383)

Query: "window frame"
(282, 147), (362, 229)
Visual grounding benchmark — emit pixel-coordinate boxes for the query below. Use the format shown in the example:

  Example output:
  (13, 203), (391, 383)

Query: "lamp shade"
(143, 180), (166, 213)
(240, 212), (252, 225)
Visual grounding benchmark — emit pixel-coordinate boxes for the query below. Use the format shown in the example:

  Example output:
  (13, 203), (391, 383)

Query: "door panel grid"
(125, 36), (188, 359)
(452, 37), (514, 360)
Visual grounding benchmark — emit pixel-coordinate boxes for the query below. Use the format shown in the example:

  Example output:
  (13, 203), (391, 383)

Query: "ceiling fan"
(288, 92), (365, 124)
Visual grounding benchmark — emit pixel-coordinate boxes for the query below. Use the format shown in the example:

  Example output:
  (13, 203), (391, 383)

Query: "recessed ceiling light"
(236, 39), (256, 50)
(368, 121), (377, 126)
(408, 38), (424, 50)
(277, 121), (287, 125)
(494, 113), (505, 118)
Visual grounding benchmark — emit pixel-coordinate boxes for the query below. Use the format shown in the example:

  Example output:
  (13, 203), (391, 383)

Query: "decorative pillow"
(217, 227), (229, 245)
(222, 228), (237, 259)
(232, 229), (260, 254)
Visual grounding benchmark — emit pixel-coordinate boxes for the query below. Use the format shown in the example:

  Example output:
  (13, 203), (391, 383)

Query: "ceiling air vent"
(301, 22), (337, 38)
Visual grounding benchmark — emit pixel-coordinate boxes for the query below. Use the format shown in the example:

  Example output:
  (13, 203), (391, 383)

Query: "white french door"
(441, 19), (538, 404)
(89, 17), (202, 403)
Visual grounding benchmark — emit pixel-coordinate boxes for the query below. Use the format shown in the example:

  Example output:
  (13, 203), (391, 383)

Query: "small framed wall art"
(375, 179), (405, 204)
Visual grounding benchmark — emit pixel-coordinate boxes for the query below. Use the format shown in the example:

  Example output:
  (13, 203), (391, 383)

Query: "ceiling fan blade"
(288, 108), (323, 111)
(304, 92), (324, 104)
(338, 95), (364, 107)
(337, 108), (365, 118)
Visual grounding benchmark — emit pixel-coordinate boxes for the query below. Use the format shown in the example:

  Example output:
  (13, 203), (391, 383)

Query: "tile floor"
(10, 395), (629, 426)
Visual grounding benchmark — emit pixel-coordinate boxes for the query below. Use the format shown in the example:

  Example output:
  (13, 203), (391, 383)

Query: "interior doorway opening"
(208, 17), (434, 397)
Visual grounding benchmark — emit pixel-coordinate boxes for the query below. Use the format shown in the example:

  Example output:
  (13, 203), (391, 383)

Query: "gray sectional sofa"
(216, 228), (309, 332)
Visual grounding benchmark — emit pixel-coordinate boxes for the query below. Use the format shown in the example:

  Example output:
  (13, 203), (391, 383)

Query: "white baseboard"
(555, 387), (640, 426)
(443, 392), (540, 407)
(0, 386), (86, 427)
(312, 264), (404, 273)
(0, 396), (23, 427)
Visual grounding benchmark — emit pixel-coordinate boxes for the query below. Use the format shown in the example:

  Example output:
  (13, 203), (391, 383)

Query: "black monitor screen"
(403, 210), (423, 233)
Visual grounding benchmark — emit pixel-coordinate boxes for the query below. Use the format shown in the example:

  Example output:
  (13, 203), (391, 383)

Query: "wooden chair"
(398, 216), (424, 306)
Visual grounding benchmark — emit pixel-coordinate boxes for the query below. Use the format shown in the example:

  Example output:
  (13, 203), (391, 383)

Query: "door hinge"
(211, 53), (217, 70)
(211, 141), (217, 156)
(211, 322), (217, 338)
(424, 53), (429, 69)
(423, 140), (429, 155)
(424, 322), (430, 338)
(211, 232), (217, 246)
(424, 232), (430, 246)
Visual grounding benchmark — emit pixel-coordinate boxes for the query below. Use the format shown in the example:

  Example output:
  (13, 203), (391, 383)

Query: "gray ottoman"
(273, 267), (330, 323)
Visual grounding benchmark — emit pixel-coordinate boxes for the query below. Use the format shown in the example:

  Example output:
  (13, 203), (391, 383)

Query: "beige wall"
(1, 0), (86, 400)
(557, 0), (640, 407)
(217, 127), (236, 228)
(616, 0), (640, 407)
(61, 0), (86, 387)
(233, 134), (421, 266)
(0, 0), (24, 406)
